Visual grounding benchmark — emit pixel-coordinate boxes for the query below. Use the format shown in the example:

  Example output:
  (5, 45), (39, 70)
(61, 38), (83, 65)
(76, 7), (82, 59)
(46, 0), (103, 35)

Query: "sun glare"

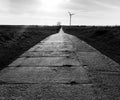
(41, 0), (69, 12)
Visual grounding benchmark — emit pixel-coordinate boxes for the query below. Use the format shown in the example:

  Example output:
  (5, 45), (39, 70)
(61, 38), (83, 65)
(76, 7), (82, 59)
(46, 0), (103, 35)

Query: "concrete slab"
(0, 66), (89, 83)
(20, 51), (74, 57)
(76, 52), (120, 71)
(0, 84), (95, 100)
(33, 44), (74, 52)
(9, 57), (80, 67)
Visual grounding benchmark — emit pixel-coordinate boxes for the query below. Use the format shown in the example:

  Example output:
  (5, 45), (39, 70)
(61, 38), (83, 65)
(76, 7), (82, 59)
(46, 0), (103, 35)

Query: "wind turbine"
(68, 11), (75, 26)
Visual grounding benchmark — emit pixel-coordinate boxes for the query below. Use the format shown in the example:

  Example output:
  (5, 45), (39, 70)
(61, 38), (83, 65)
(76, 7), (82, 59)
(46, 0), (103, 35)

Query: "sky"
(0, 0), (120, 25)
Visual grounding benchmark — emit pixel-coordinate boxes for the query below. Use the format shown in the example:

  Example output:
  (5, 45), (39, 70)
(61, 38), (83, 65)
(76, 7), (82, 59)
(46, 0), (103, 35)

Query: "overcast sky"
(0, 0), (120, 25)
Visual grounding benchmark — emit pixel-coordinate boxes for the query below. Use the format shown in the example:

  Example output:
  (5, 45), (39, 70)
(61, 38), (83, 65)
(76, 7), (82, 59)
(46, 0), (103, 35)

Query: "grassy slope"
(0, 25), (120, 70)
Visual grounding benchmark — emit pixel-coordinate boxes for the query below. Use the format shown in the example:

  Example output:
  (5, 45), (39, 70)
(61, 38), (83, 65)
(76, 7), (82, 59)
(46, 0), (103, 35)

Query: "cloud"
(11, 0), (42, 14)
(0, 0), (9, 13)
(64, 0), (120, 12)
(0, 0), (41, 15)
(1, 0), (120, 14)
(93, 0), (120, 10)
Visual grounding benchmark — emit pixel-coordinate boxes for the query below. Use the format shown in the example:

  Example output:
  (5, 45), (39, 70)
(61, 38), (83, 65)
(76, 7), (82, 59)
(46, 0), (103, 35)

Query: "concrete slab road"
(0, 28), (120, 100)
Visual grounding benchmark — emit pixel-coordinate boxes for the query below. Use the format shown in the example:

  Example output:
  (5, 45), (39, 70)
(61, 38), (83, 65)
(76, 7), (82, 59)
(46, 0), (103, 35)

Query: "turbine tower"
(68, 11), (74, 26)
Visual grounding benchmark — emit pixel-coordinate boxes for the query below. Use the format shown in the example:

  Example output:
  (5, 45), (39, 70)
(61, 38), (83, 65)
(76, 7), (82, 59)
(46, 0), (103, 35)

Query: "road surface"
(0, 28), (120, 100)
